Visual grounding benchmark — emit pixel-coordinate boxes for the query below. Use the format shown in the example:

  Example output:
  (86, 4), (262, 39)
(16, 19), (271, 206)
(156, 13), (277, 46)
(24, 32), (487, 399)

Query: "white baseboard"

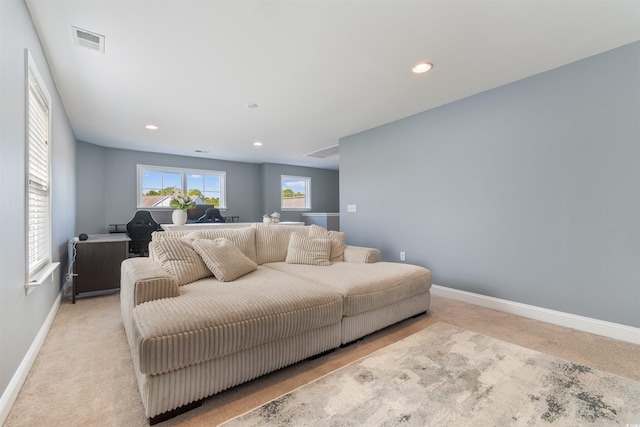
(430, 284), (640, 345)
(0, 291), (62, 425)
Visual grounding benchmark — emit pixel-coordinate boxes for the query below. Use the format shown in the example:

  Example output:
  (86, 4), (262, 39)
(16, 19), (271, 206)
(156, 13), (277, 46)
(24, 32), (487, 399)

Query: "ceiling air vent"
(71, 26), (105, 53)
(305, 144), (339, 158)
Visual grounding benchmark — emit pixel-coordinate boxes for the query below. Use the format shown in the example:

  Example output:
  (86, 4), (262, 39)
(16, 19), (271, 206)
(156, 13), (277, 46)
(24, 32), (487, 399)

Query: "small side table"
(69, 233), (130, 303)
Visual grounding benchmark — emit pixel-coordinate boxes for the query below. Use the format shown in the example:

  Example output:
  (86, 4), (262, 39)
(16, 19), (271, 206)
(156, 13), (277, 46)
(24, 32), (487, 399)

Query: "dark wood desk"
(70, 233), (130, 303)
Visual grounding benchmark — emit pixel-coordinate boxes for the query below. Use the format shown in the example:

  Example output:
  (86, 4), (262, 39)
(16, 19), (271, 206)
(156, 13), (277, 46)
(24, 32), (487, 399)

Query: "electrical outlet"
(400, 251), (406, 261)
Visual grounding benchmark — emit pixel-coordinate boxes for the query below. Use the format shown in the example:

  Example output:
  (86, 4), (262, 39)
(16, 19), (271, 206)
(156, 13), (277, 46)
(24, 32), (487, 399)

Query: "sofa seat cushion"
(131, 267), (343, 375)
(263, 262), (432, 317)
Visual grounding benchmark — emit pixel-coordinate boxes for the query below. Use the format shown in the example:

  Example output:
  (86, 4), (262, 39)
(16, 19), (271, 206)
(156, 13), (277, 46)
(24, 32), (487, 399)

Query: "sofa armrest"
(343, 245), (381, 263)
(121, 257), (179, 306)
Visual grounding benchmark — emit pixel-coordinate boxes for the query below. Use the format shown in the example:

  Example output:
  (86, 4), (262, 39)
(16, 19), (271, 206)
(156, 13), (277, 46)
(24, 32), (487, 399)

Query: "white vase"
(172, 209), (188, 225)
(271, 218), (279, 223)
(263, 217), (272, 224)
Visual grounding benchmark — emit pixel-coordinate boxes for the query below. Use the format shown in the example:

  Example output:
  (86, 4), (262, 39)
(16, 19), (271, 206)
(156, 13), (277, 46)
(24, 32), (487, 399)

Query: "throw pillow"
(308, 224), (346, 262)
(196, 227), (257, 263)
(152, 236), (211, 286)
(285, 231), (331, 266)
(191, 238), (258, 282)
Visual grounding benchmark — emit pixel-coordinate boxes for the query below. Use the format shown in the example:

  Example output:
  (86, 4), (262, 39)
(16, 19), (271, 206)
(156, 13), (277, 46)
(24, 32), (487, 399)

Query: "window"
(137, 165), (226, 209)
(26, 51), (57, 289)
(281, 175), (311, 210)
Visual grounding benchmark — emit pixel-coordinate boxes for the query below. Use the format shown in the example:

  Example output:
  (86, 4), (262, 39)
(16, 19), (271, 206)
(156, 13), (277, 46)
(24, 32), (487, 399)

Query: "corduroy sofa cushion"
(191, 238), (258, 282)
(308, 224), (345, 262)
(253, 224), (310, 265)
(149, 228), (258, 285)
(263, 261), (431, 317)
(152, 236), (211, 286)
(285, 232), (331, 266)
(151, 227), (257, 262)
(131, 267), (343, 375)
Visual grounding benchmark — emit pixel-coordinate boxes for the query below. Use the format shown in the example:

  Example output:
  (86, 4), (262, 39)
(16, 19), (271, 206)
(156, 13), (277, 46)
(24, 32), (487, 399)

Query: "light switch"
(347, 204), (357, 213)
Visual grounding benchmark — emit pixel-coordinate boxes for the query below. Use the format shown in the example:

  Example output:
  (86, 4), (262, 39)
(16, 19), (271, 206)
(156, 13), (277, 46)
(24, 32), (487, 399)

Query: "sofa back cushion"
(253, 224), (310, 265)
(151, 227), (257, 262)
(285, 232), (331, 266)
(308, 224), (346, 262)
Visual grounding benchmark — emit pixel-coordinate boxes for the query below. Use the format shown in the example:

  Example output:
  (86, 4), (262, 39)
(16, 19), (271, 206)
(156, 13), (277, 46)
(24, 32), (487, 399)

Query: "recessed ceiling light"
(195, 149), (209, 153)
(145, 124), (159, 130)
(253, 141), (263, 147)
(247, 103), (258, 109)
(412, 62), (433, 74)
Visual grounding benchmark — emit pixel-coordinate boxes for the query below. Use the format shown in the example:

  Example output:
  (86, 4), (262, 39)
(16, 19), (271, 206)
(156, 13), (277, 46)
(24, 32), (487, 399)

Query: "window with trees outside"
(137, 165), (226, 209)
(281, 175), (311, 210)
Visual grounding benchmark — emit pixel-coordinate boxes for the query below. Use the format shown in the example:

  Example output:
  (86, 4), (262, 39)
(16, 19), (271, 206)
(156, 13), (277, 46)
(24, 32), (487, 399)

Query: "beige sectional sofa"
(120, 224), (432, 424)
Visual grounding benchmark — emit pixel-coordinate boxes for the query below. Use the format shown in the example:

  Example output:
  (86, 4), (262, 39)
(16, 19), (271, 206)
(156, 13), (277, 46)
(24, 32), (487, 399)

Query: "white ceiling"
(25, 0), (640, 170)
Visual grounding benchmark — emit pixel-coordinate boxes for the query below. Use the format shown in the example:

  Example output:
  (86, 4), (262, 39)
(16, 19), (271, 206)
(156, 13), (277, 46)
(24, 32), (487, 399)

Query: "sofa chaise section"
(132, 268), (343, 376)
(126, 268), (343, 420)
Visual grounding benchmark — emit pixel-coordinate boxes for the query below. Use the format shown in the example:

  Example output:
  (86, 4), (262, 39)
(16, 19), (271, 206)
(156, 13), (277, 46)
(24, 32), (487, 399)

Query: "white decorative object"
(271, 211), (281, 223)
(172, 209), (188, 225)
(263, 217), (272, 224)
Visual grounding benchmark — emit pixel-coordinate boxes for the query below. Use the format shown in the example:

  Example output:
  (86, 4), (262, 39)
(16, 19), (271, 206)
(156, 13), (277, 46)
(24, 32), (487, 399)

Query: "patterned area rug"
(222, 323), (640, 426)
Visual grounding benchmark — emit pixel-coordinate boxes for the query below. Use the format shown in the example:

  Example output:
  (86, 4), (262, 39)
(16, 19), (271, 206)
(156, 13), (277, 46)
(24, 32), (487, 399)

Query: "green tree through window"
(137, 165), (226, 208)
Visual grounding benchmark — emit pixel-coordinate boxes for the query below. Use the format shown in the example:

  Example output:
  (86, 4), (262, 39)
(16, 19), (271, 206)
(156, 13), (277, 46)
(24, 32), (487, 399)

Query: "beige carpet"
(5, 293), (640, 426)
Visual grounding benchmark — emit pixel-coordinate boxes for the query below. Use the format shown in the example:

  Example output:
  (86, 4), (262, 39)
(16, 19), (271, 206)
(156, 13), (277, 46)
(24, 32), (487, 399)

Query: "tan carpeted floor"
(5, 292), (639, 426)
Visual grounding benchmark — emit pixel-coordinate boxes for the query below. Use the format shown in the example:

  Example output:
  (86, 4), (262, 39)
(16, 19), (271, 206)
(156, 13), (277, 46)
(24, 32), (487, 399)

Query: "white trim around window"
(137, 164), (227, 209)
(24, 50), (59, 293)
(281, 175), (311, 211)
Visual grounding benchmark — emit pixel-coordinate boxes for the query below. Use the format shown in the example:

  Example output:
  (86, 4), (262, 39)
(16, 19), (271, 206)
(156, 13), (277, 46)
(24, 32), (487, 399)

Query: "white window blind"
(26, 54), (52, 279)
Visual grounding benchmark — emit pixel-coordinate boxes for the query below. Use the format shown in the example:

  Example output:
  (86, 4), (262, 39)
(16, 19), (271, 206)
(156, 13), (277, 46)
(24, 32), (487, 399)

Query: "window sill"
(26, 262), (60, 295)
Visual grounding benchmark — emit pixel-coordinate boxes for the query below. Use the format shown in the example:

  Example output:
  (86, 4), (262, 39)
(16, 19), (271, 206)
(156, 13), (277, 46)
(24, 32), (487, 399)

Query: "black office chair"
(126, 210), (160, 256)
(196, 207), (226, 223)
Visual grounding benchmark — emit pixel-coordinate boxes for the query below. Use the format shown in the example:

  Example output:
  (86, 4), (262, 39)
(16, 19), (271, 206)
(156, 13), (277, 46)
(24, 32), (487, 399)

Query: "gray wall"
(0, 0), (77, 401)
(340, 41), (640, 328)
(76, 143), (339, 233)
(76, 142), (107, 234)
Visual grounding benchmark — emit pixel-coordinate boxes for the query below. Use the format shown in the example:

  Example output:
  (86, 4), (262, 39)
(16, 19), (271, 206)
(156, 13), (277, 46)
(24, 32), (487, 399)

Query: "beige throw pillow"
(285, 232), (331, 266)
(152, 236), (211, 286)
(309, 224), (346, 262)
(195, 228), (257, 262)
(191, 238), (258, 282)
